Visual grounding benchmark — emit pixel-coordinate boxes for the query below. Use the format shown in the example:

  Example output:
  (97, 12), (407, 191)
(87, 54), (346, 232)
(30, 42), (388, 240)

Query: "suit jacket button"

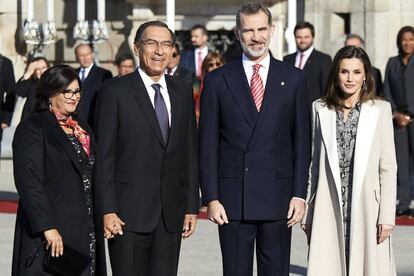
(245, 168), (249, 173)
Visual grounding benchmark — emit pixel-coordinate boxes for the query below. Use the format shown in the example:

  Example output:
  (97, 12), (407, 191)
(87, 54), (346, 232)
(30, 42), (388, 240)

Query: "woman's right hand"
(44, 229), (64, 257)
(23, 61), (38, 80)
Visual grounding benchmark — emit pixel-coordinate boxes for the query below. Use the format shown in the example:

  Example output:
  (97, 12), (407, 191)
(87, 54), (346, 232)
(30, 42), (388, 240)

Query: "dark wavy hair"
(322, 46), (377, 110)
(33, 65), (81, 112)
(396, 26), (414, 55)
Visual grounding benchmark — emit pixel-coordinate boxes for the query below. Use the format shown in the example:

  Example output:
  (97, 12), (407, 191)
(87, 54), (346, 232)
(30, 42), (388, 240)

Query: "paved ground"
(1, 159), (413, 275)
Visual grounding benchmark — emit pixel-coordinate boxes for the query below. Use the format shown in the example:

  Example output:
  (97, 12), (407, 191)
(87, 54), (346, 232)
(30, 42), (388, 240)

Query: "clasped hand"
(103, 213), (125, 239)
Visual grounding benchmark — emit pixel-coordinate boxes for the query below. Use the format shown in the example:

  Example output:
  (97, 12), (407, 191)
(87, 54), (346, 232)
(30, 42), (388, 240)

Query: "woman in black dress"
(13, 57), (49, 120)
(12, 65), (106, 276)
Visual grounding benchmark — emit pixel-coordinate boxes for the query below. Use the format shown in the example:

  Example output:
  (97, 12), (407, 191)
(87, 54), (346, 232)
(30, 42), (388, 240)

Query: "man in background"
(165, 44), (195, 85)
(0, 53), (16, 160)
(283, 21), (332, 108)
(181, 24), (209, 80)
(114, 53), (136, 77)
(75, 44), (112, 126)
(345, 33), (383, 96)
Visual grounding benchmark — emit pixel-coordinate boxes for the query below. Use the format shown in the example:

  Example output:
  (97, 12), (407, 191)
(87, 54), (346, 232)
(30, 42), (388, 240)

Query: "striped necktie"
(250, 64), (264, 111)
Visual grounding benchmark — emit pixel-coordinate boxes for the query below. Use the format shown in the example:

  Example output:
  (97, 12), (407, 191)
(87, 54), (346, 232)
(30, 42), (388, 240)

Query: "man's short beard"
(240, 41), (269, 58)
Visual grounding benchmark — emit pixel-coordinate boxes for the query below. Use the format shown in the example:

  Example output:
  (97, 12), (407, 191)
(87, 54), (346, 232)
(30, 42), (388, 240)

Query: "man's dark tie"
(151, 83), (169, 144)
(80, 68), (86, 82)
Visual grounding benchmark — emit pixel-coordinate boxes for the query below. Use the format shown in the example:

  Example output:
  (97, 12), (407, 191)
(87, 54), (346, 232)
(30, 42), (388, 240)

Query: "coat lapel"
(223, 60), (258, 129)
(350, 103), (379, 225)
(131, 71), (166, 148)
(318, 107), (342, 202)
(165, 76), (180, 152)
(41, 111), (82, 172)
(249, 59), (285, 145)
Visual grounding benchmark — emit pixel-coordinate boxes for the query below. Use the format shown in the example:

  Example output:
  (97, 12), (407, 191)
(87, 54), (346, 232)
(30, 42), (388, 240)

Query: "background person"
(13, 57), (49, 121)
(180, 24), (210, 80)
(75, 44), (112, 126)
(384, 25), (414, 218)
(0, 53), (16, 159)
(114, 53), (135, 77)
(12, 65), (107, 276)
(303, 46), (397, 276)
(165, 43), (195, 86)
(283, 21), (332, 108)
(345, 33), (383, 96)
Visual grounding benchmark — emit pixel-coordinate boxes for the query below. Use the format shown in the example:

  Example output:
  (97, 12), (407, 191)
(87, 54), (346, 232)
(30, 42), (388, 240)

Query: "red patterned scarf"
(52, 110), (91, 157)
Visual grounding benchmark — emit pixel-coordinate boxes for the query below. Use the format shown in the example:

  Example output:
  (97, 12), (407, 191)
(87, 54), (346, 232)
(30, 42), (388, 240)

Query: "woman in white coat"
(302, 46), (397, 276)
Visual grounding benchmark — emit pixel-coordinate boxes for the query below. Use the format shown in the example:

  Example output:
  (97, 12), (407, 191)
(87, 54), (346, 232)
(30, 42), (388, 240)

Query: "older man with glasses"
(94, 20), (199, 276)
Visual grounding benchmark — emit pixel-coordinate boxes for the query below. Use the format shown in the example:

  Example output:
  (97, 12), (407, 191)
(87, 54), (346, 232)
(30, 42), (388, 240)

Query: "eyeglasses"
(208, 62), (223, 68)
(140, 39), (174, 51)
(61, 88), (83, 99)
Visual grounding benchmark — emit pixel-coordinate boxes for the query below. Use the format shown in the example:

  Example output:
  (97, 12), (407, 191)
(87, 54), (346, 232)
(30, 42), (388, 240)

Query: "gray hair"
(236, 2), (272, 29)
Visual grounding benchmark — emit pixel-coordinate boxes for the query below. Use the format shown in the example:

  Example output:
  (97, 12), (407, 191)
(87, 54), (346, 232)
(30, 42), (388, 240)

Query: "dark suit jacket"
(0, 55), (16, 126)
(372, 66), (383, 96)
(94, 71), (199, 233)
(199, 57), (310, 220)
(173, 65), (196, 85)
(384, 55), (414, 114)
(180, 48), (211, 75)
(180, 49), (196, 74)
(12, 78), (38, 121)
(77, 64), (112, 127)
(283, 49), (331, 108)
(12, 111), (106, 276)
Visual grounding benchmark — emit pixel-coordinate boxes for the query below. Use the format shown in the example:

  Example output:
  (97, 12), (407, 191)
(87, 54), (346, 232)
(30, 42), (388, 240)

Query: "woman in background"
(303, 46), (397, 276)
(384, 25), (414, 218)
(13, 57), (49, 120)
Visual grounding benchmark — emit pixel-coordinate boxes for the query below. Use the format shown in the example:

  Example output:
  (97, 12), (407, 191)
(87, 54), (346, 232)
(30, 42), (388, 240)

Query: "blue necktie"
(80, 68), (86, 81)
(151, 83), (169, 144)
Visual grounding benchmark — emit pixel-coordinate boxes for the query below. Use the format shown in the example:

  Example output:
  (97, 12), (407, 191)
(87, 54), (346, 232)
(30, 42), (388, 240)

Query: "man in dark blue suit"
(199, 2), (310, 275)
(180, 24), (209, 80)
(75, 44), (112, 127)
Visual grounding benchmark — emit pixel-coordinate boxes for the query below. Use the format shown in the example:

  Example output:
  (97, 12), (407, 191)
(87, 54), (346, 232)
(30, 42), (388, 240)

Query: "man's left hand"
(1, 123), (9, 130)
(287, 198), (305, 227)
(182, 214), (197, 240)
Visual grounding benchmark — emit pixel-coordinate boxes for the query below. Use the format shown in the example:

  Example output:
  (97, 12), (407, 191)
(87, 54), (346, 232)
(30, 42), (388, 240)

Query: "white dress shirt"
(295, 46), (314, 69)
(194, 46), (208, 73)
(138, 67), (172, 126)
(242, 52), (270, 88)
(79, 63), (94, 80)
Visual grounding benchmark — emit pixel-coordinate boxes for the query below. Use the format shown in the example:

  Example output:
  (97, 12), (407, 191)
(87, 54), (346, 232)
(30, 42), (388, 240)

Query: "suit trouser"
(108, 215), (182, 276)
(218, 220), (291, 276)
(394, 122), (414, 210)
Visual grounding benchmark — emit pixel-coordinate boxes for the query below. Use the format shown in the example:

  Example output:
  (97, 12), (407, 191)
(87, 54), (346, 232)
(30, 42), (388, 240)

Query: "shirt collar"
(298, 46), (314, 57)
(242, 52), (270, 70)
(81, 63), (94, 71)
(196, 46), (208, 55)
(138, 66), (167, 90)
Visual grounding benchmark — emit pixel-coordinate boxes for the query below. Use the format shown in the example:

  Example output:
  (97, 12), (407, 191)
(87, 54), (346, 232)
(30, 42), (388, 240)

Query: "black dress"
(336, 104), (361, 270)
(67, 134), (96, 275)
